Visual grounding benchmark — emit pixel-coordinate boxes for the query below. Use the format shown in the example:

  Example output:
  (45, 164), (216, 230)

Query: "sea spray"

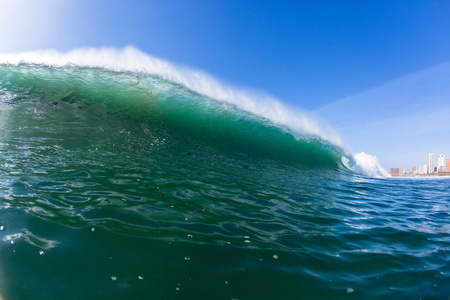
(353, 152), (390, 178)
(0, 46), (344, 148)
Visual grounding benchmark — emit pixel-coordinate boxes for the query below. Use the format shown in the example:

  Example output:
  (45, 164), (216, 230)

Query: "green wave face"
(0, 64), (350, 172)
(0, 63), (353, 251)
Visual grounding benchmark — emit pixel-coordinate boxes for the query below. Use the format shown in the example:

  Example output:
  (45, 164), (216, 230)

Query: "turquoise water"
(0, 64), (449, 299)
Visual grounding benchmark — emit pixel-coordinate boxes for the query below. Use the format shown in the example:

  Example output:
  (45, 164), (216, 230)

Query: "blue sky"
(1, 0), (450, 169)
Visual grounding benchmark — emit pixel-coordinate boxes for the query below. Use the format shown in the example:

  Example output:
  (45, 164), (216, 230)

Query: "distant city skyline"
(390, 152), (450, 176)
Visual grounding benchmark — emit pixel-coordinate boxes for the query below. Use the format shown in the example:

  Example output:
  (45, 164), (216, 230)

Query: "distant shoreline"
(391, 171), (450, 177)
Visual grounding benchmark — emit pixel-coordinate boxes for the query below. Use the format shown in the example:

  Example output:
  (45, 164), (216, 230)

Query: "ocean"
(0, 49), (449, 299)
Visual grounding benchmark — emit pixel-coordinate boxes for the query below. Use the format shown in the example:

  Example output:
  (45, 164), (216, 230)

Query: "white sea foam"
(353, 152), (390, 178)
(0, 46), (343, 147)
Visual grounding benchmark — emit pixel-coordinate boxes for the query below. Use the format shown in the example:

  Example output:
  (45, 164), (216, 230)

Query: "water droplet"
(111, 276), (117, 281)
(10, 240), (14, 245)
(39, 250), (45, 255)
(184, 256), (190, 261)
(0, 226), (4, 231)
(244, 236), (250, 239)
(346, 288), (354, 294)
(138, 276), (144, 280)
(187, 234), (193, 238)
(273, 255), (278, 260)
(244, 240), (251, 243)
(91, 227), (95, 232)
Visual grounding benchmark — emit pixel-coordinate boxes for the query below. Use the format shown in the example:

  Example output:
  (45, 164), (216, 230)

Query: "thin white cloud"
(316, 62), (450, 168)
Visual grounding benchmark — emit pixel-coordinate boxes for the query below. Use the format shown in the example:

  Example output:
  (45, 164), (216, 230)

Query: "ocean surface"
(0, 51), (449, 299)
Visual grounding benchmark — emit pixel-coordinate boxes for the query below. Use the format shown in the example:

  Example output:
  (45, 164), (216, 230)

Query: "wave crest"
(0, 47), (389, 177)
(0, 46), (343, 147)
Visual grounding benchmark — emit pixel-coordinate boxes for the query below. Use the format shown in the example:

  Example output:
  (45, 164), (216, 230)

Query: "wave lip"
(0, 47), (390, 177)
(0, 46), (344, 148)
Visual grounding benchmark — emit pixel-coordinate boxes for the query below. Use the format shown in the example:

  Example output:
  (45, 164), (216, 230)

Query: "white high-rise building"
(419, 164), (428, 175)
(438, 154), (445, 171)
(423, 164), (428, 175)
(429, 153), (435, 174)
